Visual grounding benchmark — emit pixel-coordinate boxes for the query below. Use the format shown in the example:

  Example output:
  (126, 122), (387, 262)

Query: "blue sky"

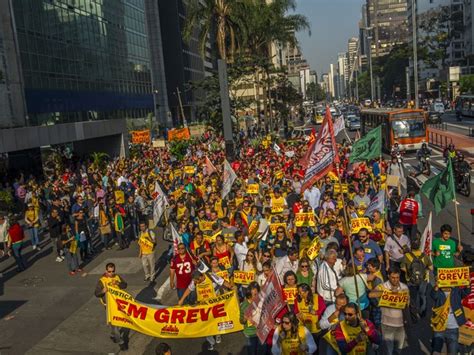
(294, 0), (365, 79)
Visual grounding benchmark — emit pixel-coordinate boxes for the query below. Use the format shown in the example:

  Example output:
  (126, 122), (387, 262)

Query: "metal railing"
(428, 131), (453, 149)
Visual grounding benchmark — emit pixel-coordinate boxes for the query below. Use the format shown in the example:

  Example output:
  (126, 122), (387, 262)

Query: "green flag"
(421, 159), (455, 214)
(349, 126), (382, 163)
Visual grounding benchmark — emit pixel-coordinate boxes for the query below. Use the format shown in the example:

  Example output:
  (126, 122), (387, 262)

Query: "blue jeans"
(64, 248), (79, 272)
(29, 227), (39, 247)
(12, 242), (26, 270)
(245, 335), (266, 355)
(432, 328), (459, 354)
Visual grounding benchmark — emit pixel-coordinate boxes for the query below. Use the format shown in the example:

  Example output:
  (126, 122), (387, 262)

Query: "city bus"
(360, 108), (428, 151)
(455, 95), (474, 117)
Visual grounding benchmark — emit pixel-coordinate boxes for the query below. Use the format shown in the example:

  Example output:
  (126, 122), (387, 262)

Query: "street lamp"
(367, 33), (375, 103)
(411, 0), (419, 109)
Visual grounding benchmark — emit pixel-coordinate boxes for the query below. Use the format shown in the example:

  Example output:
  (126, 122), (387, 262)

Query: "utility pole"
(406, 67), (411, 101)
(367, 33), (375, 102)
(217, 59), (234, 160)
(411, 0), (419, 108)
(176, 87), (187, 127)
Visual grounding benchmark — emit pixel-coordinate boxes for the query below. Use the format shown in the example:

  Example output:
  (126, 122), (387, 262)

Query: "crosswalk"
(402, 154), (444, 185)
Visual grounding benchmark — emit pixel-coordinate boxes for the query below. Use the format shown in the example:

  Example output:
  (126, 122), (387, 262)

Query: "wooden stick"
(453, 199), (462, 245)
(335, 164), (362, 315)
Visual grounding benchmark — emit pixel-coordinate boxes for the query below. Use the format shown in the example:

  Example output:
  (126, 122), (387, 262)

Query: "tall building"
(465, 0), (474, 73)
(366, 0), (408, 58)
(158, 0), (216, 124)
(347, 37), (359, 80)
(329, 64), (336, 98)
(337, 53), (348, 99)
(0, 0), (169, 172)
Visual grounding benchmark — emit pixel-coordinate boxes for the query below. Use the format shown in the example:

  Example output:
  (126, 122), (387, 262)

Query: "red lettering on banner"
(128, 304), (148, 320)
(116, 299), (128, 313)
(155, 309), (170, 323)
(171, 309), (186, 324)
(199, 307), (212, 321)
(212, 303), (226, 318)
(186, 308), (199, 323)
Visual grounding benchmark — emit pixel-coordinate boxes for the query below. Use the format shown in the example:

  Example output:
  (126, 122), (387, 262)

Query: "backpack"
(406, 253), (426, 286)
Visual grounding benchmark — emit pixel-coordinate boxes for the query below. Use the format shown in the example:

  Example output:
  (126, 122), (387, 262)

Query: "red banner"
(244, 270), (285, 343)
(301, 108), (339, 192)
(167, 127), (190, 141)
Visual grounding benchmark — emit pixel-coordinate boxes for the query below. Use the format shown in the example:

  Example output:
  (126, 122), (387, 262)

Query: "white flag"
(273, 143), (282, 155)
(170, 223), (183, 256)
(420, 212), (432, 259)
(334, 115), (345, 136)
(204, 156), (217, 175)
(221, 160), (237, 199)
(364, 190), (386, 217)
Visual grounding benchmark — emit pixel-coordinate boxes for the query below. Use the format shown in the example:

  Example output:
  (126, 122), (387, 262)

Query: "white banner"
(334, 115), (345, 136)
(364, 190), (386, 217)
(221, 160), (237, 199)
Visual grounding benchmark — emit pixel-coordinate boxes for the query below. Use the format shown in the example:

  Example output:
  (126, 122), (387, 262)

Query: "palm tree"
(183, 0), (246, 62)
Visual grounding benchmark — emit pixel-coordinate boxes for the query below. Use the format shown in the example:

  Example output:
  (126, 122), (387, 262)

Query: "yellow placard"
(106, 287), (243, 338)
(270, 223), (287, 235)
(306, 236), (321, 260)
(152, 139), (166, 148)
(216, 270), (230, 282)
(114, 190), (125, 204)
(204, 231), (222, 244)
(295, 213), (316, 227)
(233, 271), (255, 285)
(246, 184), (259, 195)
(437, 267), (470, 288)
(333, 183), (348, 194)
(283, 287), (297, 304)
(271, 202), (285, 214)
(184, 166), (195, 175)
(248, 220), (259, 237)
(378, 289), (409, 309)
(173, 170), (182, 178)
(199, 220), (214, 231)
(168, 127), (191, 141)
(350, 217), (373, 234)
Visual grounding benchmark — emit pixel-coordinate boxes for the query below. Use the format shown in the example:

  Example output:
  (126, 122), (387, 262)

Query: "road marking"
(155, 276), (170, 301)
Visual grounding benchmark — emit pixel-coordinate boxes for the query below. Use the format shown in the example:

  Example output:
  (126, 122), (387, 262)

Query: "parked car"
(430, 101), (445, 114)
(347, 117), (361, 131)
(345, 114), (358, 128)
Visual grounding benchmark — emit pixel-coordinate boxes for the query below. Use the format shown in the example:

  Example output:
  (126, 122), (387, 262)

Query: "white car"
(430, 102), (445, 114)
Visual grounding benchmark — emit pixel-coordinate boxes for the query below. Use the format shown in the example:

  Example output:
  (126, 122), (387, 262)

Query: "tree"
(460, 75), (474, 94)
(183, 0), (246, 61)
(306, 82), (325, 103)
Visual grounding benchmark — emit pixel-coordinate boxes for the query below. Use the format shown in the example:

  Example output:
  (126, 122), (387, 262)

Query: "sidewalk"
(428, 127), (474, 163)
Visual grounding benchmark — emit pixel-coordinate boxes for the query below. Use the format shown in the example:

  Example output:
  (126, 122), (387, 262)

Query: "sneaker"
(69, 271), (75, 276)
(32, 246), (37, 250)
(216, 335), (221, 344)
(55, 256), (62, 262)
(208, 344), (214, 351)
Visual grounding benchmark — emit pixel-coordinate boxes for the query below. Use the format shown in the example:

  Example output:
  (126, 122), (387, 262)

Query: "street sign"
(449, 66), (460, 82)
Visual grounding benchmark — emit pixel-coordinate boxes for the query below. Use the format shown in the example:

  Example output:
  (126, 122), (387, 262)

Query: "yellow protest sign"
(274, 171), (284, 180)
(378, 289), (409, 309)
(437, 267), (470, 288)
(204, 231), (222, 244)
(271, 202), (285, 214)
(173, 169), (182, 178)
(114, 190), (125, 204)
(184, 166), (195, 175)
(283, 287), (297, 304)
(233, 271), (255, 285)
(246, 184), (259, 195)
(106, 287), (243, 338)
(333, 183), (348, 194)
(199, 220), (214, 231)
(350, 217), (372, 234)
(216, 270), (230, 282)
(295, 213), (316, 227)
(270, 223), (287, 235)
(131, 130), (151, 144)
(306, 237), (321, 260)
(248, 220), (259, 237)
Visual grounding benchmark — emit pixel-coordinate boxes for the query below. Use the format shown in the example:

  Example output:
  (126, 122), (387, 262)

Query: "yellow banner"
(114, 190), (125, 204)
(106, 287), (243, 338)
(248, 220), (259, 237)
(233, 271), (255, 285)
(270, 223), (286, 235)
(246, 184), (259, 195)
(168, 127), (191, 141)
(378, 289), (409, 309)
(184, 166), (195, 175)
(333, 183), (348, 194)
(199, 220), (214, 231)
(274, 171), (284, 180)
(204, 231), (221, 244)
(295, 213), (316, 227)
(271, 202), (285, 214)
(283, 287), (297, 304)
(306, 236), (321, 260)
(350, 217), (373, 234)
(216, 270), (230, 282)
(437, 267), (470, 288)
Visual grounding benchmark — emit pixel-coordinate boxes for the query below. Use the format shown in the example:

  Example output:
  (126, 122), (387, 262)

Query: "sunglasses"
(277, 231), (284, 233)
(106, 270), (115, 274)
(282, 320), (291, 325)
(301, 265), (309, 268)
(263, 254), (271, 257)
(344, 312), (355, 316)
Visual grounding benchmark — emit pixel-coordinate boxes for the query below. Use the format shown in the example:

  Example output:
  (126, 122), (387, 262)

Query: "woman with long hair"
(296, 258), (315, 293)
(271, 312), (317, 355)
(294, 283), (326, 343)
(213, 234), (234, 272)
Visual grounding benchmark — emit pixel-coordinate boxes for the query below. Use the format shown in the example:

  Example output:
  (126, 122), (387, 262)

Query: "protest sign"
(283, 287), (297, 304)
(131, 130), (151, 144)
(306, 237), (321, 260)
(294, 213), (316, 227)
(269, 223), (286, 235)
(184, 166), (195, 175)
(107, 288), (243, 338)
(233, 271), (255, 285)
(437, 267), (470, 288)
(168, 127), (190, 141)
(378, 289), (409, 309)
(350, 218), (373, 234)
(152, 139), (166, 148)
(246, 184), (259, 195)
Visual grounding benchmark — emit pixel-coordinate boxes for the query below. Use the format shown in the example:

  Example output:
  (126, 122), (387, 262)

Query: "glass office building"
(12, 0), (154, 125)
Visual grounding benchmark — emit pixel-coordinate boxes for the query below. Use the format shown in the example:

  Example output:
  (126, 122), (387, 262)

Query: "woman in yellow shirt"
(25, 204), (40, 250)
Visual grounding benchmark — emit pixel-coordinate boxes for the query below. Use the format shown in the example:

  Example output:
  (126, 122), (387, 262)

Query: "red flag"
(204, 156), (217, 175)
(244, 269), (284, 343)
(308, 128), (316, 145)
(299, 128), (318, 168)
(301, 108), (339, 192)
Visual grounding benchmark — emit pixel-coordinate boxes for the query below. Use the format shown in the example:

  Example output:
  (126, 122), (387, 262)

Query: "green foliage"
(90, 152), (109, 171)
(0, 190), (14, 212)
(271, 75), (303, 117)
(460, 75), (474, 94)
(305, 82), (325, 103)
(169, 140), (191, 161)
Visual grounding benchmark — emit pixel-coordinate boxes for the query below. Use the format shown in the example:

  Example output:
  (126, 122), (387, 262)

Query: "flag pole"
(449, 159), (462, 245)
(335, 163), (362, 315)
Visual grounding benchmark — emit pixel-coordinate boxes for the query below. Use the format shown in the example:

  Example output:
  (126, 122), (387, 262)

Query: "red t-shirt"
(170, 254), (195, 289)
(399, 198), (419, 225)
(462, 271), (474, 311)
